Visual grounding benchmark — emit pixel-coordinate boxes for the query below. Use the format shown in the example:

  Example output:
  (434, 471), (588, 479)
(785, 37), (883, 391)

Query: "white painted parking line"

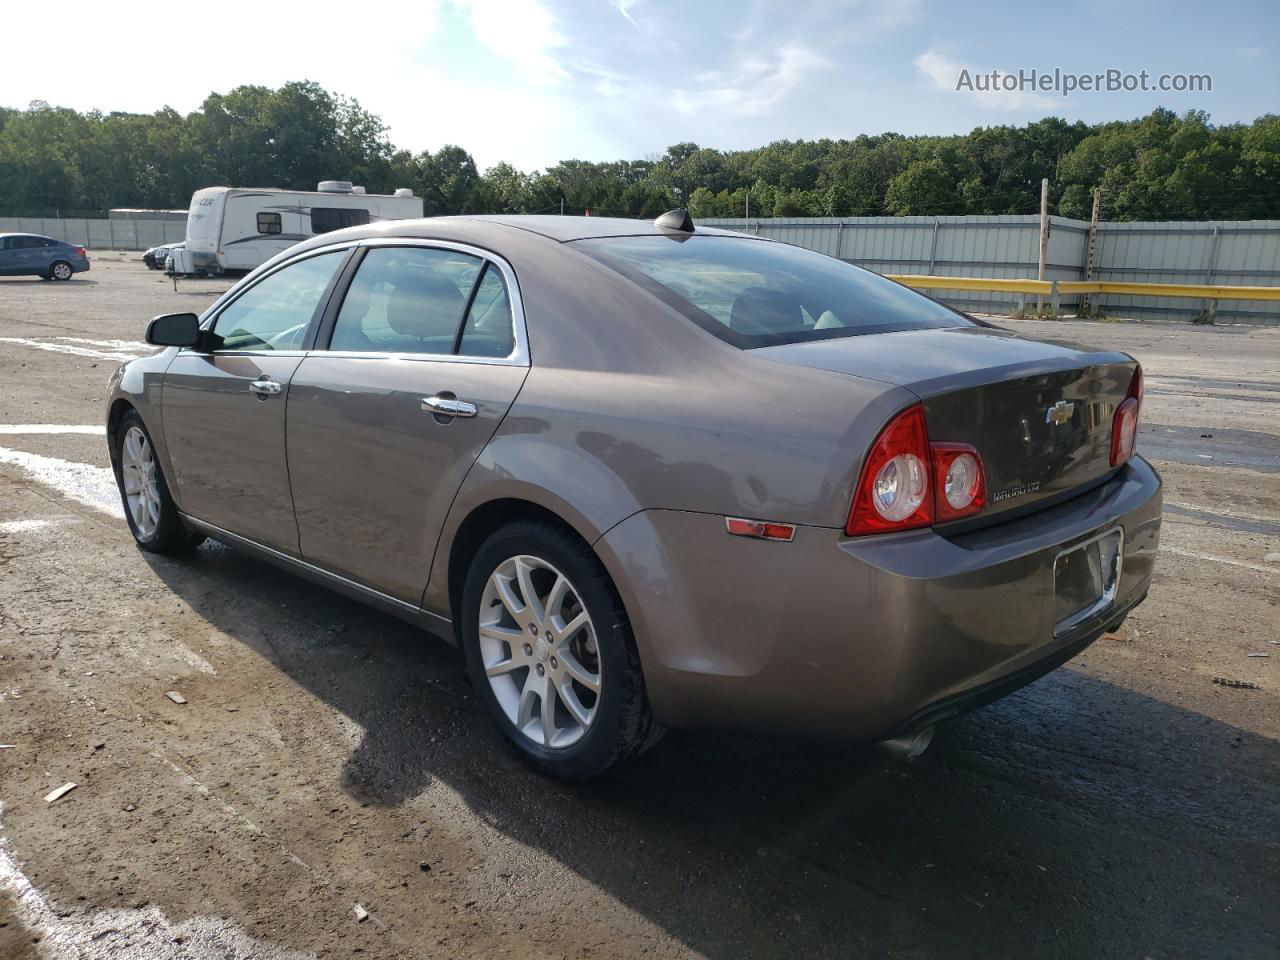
(0, 446), (121, 517)
(0, 336), (151, 362)
(1163, 546), (1278, 576)
(0, 424), (106, 435)
(0, 805), (315, 960)
(1165, 501), (1279, 524)
(52, 337), (152, 351)
(0, 518), (75, 535)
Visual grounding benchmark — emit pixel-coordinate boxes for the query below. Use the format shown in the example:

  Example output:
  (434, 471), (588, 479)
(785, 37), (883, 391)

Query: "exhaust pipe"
(877, 725), (934, 762)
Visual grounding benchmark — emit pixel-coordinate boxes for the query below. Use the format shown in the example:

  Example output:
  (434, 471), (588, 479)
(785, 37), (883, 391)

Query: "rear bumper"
(596, 457), (1162, 740)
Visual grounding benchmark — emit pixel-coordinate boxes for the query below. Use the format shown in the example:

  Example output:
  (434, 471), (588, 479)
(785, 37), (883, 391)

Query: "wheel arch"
(441, 497), (602, 627)
(105, 397), (136, 466)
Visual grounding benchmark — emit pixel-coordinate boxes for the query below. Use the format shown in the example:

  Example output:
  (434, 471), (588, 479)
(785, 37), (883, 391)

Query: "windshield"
(575, 234), (974, 348)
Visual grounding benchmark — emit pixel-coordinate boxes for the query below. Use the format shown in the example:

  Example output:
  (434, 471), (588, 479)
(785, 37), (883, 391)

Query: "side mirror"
(145, 312), (201, 347)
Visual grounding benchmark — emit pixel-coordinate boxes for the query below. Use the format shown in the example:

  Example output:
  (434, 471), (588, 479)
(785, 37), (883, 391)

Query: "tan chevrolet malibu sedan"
(106, 211), (1161, 778)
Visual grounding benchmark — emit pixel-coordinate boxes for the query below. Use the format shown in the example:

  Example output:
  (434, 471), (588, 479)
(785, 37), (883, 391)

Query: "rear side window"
(457, 264), (514, 358)
(329, 247), (482, 355)
(311, 207), (370, 234)
(257, 212), (282, 235)
(575, 235), (973, 348)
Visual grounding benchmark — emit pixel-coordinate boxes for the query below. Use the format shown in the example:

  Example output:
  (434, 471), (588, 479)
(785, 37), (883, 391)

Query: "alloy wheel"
(478, 555), (602, 748)
(52, 262), (72, 280)
(121, 425), (160, 540)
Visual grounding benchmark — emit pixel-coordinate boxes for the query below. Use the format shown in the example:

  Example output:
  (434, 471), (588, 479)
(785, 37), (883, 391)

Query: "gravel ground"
(1, 257), (1277, 960)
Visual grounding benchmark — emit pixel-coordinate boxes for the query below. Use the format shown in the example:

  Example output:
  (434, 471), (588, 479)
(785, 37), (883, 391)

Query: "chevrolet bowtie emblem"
(1045, 400), (1075, 425)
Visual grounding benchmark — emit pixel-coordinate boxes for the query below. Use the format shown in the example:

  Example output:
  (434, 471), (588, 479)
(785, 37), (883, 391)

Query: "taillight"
(932, 443), (985, 521)
(846, 405), (932, 534)
(74, 246), (87, 257)
(846, 405), (987, 535)
(1110, 364), (1143, 466)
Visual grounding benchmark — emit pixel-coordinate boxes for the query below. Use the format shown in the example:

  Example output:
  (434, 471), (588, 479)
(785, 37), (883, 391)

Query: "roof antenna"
(654, 208), (695, 232)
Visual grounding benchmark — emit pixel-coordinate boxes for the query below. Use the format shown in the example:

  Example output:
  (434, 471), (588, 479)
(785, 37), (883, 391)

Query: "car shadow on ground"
(144, 542), (1279, 960)
(0, 277), (97, 285)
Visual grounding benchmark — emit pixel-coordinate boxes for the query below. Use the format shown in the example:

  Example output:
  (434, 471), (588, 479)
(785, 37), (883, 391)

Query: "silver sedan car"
(106, 211), (1161, 778)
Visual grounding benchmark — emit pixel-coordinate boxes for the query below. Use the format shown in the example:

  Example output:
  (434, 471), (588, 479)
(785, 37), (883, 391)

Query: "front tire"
(113, 411), (204, 554)
(460, 520), (661, 779)
(49, 261), (73, 281)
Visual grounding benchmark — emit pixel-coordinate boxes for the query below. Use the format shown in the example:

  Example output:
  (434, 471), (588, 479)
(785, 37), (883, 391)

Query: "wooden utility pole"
(1036, 177), (1049, 315)
(1080, 187), (1101, 317)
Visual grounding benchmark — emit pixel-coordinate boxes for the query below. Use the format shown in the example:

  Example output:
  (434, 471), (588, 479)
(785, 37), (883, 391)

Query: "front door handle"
(249, 378), (282, 397)
(422, 395), (478, 418)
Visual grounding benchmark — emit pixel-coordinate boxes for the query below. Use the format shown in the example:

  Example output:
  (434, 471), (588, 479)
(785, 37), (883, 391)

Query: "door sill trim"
(180, 514), (456, 644)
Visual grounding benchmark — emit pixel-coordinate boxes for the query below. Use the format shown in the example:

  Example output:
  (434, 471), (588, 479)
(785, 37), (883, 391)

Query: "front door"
(161, 248), (349, 554)
(285, 244), (528, 603)
(0, 236), (38, 276)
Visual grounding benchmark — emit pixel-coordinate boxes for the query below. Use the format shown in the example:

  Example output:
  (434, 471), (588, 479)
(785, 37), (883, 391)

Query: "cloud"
(452, 0), (569, 84)
(611, 0), (641, 25)
(914, 48), (1056, 111)
(673, 44), (829, 116)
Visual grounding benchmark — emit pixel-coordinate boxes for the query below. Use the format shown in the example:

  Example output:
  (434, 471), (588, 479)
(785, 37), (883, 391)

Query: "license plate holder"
(1053, 528), (1124, 637)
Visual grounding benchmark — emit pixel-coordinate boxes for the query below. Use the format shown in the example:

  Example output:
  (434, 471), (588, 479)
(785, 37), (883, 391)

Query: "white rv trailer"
(181, 181), (422, 275)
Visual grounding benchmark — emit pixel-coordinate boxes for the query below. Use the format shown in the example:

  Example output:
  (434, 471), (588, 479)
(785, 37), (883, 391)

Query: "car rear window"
(574, 235), (973, 348)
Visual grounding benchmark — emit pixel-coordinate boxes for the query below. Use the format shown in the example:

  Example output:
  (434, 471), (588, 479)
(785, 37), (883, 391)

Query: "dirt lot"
(1, 256), (1277, 960)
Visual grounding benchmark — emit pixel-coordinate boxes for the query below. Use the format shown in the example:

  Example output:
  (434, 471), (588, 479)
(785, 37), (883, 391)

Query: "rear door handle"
(249, 378), (282, 397)
(422, 395), (478, 418)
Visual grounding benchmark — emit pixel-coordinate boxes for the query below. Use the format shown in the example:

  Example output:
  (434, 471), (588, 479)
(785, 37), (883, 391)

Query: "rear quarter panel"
(422, 233), (913, 618)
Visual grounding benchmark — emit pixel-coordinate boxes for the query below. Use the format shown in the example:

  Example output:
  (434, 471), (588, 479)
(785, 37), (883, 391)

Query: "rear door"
(285, 241), (528, 604)
(161, 246), (351, 553)
(37, 237), (63, 274)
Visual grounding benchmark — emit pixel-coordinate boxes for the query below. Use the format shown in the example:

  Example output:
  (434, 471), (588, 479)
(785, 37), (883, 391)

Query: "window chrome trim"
(187, 236), (531, 368)
(194, 240), (362, 332)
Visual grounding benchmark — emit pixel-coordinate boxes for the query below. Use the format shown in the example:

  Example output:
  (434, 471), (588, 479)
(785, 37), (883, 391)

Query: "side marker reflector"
(725, 517), (796, 542)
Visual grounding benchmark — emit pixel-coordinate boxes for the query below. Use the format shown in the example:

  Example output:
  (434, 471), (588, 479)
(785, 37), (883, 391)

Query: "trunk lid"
(754, 325), (1138, 521)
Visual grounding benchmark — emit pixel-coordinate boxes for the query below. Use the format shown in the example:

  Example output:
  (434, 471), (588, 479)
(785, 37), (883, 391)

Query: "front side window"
(311, 206), (370, 234)
(328, 247), (483, 355)
(210, 250), (346, 352)
(257, 212), (282, 235)
(575, 235), (974, 348)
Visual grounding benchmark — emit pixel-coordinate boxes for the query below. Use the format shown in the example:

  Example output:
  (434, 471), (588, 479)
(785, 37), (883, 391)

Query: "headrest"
(385, 272), (466, 339)
(729, 286), (801, 335)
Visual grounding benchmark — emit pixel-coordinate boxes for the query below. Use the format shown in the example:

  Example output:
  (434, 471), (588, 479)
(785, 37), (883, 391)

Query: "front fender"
(105, 350), (180, 505)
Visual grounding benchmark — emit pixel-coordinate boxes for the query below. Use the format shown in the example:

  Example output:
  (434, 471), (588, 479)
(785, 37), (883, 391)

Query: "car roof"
(439, 215), (751, 243)
(0, 232), (55, 240)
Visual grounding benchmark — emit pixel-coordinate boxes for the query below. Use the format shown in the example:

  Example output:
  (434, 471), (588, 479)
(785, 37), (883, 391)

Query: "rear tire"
(49, 261), (73, 281)
(113, 410), (204, 554)
(459, 519), (661, 779)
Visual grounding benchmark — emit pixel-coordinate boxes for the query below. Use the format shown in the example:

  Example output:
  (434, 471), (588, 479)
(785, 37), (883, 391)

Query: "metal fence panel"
(2, 214), (1276, 322)
(699, 216), (1278, 324)
(0, 216), (185, 251)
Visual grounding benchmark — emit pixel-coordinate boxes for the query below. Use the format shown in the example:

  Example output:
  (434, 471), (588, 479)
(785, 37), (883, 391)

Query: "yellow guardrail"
(887, 275), (1280, 302)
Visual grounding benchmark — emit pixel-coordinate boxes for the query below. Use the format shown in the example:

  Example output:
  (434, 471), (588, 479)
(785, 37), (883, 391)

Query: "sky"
(2, 0), (1276, 171)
